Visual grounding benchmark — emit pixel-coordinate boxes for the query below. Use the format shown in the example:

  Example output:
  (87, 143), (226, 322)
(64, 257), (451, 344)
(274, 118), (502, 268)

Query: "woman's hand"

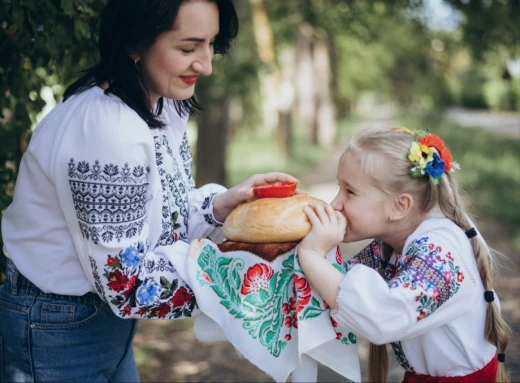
(298, 203), (347, 257)
(212, 172), (302, 223)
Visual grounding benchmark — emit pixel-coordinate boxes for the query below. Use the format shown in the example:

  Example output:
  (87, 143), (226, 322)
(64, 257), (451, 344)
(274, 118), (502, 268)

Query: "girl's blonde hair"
(344, 128), (511, 382)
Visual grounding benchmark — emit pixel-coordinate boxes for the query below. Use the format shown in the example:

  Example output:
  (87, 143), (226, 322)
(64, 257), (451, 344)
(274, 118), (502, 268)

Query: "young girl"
(298, 128), (511, 382)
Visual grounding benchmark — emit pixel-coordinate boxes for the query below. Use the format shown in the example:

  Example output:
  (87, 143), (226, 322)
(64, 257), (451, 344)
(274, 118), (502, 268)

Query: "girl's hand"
(212, 172), (303, 222)
(299, 203), (347, 257)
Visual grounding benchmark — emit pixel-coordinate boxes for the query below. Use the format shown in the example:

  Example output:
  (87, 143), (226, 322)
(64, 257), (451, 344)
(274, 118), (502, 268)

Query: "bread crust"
(222, 195), (326, 243)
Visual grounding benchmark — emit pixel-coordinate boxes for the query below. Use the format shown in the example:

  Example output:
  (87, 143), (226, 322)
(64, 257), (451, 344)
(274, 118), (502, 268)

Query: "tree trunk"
(313, 38), (336, 147)
(195, 93), (230, 187)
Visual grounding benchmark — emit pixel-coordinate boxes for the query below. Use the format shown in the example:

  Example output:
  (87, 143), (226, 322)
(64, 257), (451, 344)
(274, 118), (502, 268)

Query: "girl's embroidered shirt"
(333, 217), (497, 377)
(2, 87), (225, 319)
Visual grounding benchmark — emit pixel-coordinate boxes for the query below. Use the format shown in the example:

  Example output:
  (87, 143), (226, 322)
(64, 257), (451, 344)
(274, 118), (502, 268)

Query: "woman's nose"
(192, 49), (213, 76)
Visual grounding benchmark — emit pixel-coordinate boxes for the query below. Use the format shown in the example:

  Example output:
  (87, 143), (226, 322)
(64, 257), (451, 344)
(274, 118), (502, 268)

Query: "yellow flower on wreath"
(409, 142), (437, 169)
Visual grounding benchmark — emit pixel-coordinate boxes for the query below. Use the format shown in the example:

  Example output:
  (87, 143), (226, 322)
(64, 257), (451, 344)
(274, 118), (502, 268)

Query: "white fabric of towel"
(181, 239), (361, 382)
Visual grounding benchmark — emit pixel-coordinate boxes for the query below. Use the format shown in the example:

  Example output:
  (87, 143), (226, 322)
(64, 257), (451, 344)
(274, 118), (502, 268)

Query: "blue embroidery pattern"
(385, 236), (465, 371)
(343, 239), (382, 272)
(179, 132), (196, 191)
(154, 135), (189, 246)
(68, 159), (149, 244)
(202, 193), (222, 227)
(387, 237), (464, 322)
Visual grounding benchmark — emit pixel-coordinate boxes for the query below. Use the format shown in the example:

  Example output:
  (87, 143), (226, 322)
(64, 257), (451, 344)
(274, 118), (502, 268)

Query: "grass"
(398, 113), (520, 249)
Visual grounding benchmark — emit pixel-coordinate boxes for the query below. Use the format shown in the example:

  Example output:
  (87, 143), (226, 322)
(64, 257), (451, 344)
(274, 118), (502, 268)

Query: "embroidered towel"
(184, 239), (361, 382)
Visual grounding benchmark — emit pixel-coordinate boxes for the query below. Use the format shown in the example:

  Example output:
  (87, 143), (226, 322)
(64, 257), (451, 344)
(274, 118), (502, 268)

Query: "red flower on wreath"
(151, 303), (171, 318)
(294, 275), (312, 312)
(419, 133), (445, 152)
(440, 147), (453, 172)
(241, 264), (274, 295)
(171, 286), (192, 307)
(107, 270), (129, 292)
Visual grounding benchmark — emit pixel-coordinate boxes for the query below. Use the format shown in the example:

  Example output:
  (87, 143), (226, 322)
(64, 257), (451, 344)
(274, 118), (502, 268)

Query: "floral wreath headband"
(392, 127), (460, 185)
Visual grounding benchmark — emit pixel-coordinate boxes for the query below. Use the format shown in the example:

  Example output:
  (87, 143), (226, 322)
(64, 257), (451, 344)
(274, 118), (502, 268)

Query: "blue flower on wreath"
(137, 281), (159, 305)
(424, 152), (445, 179)
(121, 245), (140, 268)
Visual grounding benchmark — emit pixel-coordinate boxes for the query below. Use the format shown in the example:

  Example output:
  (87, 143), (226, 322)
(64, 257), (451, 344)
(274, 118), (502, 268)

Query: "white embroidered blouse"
(333, 217), (497, 377)
(2, 86), (226, 319)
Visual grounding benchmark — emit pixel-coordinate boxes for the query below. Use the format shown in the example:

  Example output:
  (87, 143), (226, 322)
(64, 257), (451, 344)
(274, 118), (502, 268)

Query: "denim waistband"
(3, 258), (103, 304)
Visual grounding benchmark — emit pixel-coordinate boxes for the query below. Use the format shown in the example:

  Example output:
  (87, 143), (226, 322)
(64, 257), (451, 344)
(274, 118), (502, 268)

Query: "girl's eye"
(347, 189), (355, 195)
(181, 48), (195, 54)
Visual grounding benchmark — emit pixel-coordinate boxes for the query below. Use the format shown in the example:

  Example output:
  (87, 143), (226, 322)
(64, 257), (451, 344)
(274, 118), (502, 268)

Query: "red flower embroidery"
(107, 256), (116, 266)
(241, 264), (274, 295)
(285, 334), (292, 341)
(282, 303), (290, 315)
(415, 292), (424, 301)
(330, 317), (338, 328)
(151, 303), (171, 318)
(428, 243), (435, 249)
(336, 332), (343, 340)
(294, 275), (312, 312)
(432, 288), (440, 302)
(417, 311), (426, 321)
(107, 270), (129, 292)
(171, 286), (192, 307)
(446, 252), (454, 261)
(437, 246), (442, 252)
(335, 246), (342, 265)
(457, 272), (464, 283)
(136, 308), (147, 315)
(284, 316), (292, 328)
(122, 305), (132, 317)
(444, 271), (451, 283)
(124, 275), (138, 298)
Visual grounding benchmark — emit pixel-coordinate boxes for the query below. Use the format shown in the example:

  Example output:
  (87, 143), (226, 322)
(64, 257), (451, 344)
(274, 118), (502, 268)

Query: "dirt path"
(134, 115), (519, 382)
(444, 108), (520, 139)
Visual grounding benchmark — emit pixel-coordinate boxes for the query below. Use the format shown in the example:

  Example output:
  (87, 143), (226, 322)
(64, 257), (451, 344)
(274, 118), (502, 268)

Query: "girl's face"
(331, 152), (394, 243)
(136, 1), (219, 105)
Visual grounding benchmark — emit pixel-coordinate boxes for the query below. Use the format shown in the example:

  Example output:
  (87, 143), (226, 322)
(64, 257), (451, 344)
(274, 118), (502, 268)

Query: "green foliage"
(0, 0), (105, 280)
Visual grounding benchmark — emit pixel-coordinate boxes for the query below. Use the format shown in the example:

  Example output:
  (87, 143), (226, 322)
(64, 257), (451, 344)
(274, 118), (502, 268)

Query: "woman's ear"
(129, 52), (140, 63)
(390, 193), (414, 221)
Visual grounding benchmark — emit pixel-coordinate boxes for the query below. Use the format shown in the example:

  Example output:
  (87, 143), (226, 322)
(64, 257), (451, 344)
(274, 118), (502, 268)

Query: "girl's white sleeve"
(56, 106), (202, 319)
(332, 233), (476, 344)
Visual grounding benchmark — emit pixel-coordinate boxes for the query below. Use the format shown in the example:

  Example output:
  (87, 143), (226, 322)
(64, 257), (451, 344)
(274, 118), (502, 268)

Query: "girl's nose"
(330, 194), (343, 211)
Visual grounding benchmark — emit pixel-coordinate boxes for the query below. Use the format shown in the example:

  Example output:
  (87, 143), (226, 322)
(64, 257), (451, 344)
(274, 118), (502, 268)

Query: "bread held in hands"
(222, 195), (327, 243)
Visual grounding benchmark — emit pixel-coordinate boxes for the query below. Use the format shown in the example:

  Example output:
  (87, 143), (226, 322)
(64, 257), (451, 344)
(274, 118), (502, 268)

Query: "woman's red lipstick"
(180, 75), (198, 85)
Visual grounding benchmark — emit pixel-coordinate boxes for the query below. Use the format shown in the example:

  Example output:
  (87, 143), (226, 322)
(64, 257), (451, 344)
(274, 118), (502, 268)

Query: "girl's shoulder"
(403, 217), (471, 262)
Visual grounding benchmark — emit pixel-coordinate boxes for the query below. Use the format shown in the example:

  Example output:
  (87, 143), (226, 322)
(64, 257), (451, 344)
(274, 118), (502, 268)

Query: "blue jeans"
(0, 259), (139, 382)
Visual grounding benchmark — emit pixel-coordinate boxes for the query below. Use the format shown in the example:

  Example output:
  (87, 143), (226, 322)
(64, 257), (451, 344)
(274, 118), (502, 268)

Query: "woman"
(0, 1), (298, 381)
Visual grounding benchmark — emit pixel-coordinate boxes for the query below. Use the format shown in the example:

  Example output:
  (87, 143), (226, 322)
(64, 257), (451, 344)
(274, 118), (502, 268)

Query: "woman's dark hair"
(63, 0), (238, 128)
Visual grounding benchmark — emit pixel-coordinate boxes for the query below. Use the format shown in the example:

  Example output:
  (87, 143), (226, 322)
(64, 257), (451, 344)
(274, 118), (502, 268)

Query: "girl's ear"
(390, 193), (414, 221)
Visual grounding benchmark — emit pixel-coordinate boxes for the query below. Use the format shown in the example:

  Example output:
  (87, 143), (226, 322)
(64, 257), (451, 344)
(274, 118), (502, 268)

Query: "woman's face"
(330, 153), (394, 243)
(136, 1), (219, 105)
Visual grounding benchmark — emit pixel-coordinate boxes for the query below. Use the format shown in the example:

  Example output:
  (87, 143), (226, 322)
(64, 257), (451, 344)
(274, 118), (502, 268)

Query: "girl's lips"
(180, 75), (198, 85)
